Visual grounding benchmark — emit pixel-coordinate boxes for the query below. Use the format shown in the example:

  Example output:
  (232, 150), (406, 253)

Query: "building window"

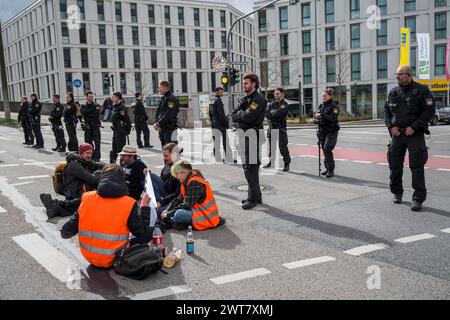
(195, 30), (201, 47)
(165, 6), (170, 25)
(259, 36), (267, 58)
(150, 50), (157, 68)
(259, 10), (267, 32)
(405, 0), (415, 12)
(79, 23), (87, 44)
(435, 13), (447, 39)
(149, 27), (156, 46)
(405, 16), (416, 42)
(377, 83), (387, 119)
(435, 45), (446, 75)
(436, 0), (447, 7)
(178, 7), (184, 25)
(350, 0), (360, 20)
(377, 20), (387, 45)
(97, 0), (104, 21)
(221, 31), (226, 49)
(100, 48), (108, 68)
(196, 51), (202, 69)
(208, 9), (214, 28)
(302, 3), (311, 26)
(377, 0), (387, 16)
(132, 26), (139, 45)
(152, 73), (158, 94)
(77, 0), (85, 20)
(133, 49), (140, 69)
(81, 48), (89, 68)
(179, 29), (186, 47)
(130, 3), (137, 23)
(279, 7), (288, 30)
(377, 50), (388, 79)
(118, 49), (125, 68)
(325, 0), (335, 23)
(181, 72), (187, 93)
(280, 34), (289, 56)
(63, 48), (71, 68)
(194, 8), (200, 27)
(302, 31), (311, 53)
(180, 51), (187, 69)
(326, 28), (335, 51)
(410, 47), (417, 75)
(98, 25), (106, 45)
(135, 72), (142, 93)
(117, 26), (123, 45)
(197, 72), (203, 92)
(120, 72), (127, 94)
(61, 22), (69, 44)
(60, 0), (67, 19)
(115, 2), (122, 22)
(166, 28), (172, 47)
(281, 60), (290, 86)
(167, 50), (173, 69)
(168, 73), (174, 91)
(82, 72), (90, 91)
(65, 72), (72, 93)
(326, 55), (336, 82)
(220, 10), (226, 28)
(351, 53), (361, 81)
(351, 24), (360, 48)
(148, 5), (155, 24)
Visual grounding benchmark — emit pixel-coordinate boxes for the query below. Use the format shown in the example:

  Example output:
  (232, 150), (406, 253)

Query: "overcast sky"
(1, 0), (254, 23)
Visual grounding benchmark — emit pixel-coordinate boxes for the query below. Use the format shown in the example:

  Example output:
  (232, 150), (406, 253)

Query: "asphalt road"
(0, 119), (449, 300)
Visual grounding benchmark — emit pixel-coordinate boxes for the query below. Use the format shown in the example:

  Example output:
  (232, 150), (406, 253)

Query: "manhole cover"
(229, 183), (273, 193)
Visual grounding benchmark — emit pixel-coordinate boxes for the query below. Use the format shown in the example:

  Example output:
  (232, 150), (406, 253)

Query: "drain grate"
(229, 183), (274, 193)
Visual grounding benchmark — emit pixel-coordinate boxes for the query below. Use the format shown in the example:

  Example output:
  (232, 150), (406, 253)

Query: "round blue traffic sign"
(73, 79), (82, 88)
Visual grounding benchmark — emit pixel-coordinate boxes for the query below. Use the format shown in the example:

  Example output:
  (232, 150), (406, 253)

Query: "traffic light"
(221, 73), (229, 86)
(229, 68), (240, 87)
(103, 74), (110, 88)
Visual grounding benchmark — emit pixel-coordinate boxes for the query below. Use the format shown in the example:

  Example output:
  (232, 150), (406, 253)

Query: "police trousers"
(51, 122), (66, 149)
(22, 121), (34, 144)
(320, 131), (338, 171)
(387, 133), (428, 202)
(159, 128), (177, 148)
(212, 128), (233, 162)
(32, 119), (44, 146)
(84, 125), (101, 161)
(135, 121), (150, 147)
(267, 127), (291, 165)
(110, 133), (127, 164)
(65, 121), (79, 152)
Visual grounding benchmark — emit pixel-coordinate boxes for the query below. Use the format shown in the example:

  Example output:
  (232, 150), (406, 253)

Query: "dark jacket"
(133, 99), (149, 123)
(123, 159), (147, 201)
(384, 81), (435, 133)
(266, 99), (289, 129)
(112, 104), (132, 135)
(49, 102), (64, 125)
(30, 100), (42, 122)
(155, 91), (180, 130)
(64, 152), (104, 200)
(232, 90), (267, 131)
(18, 102), (32, 124)
(61, 172), (152, 240)
(81, 102), (101, 126)
(159, 162), (181, 207)
(209, 96), (229, 129)
(64, 101), (78, 124)
(318, 100), (340, 134)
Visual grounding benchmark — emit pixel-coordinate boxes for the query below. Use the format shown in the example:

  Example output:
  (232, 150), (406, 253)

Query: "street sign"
(212, 56), (229, 72)
(230, 61), (249, 66)
(73, 79), (82, 88)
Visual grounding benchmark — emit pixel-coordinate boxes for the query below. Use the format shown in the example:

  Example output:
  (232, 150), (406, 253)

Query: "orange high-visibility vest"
(181, 175), (220, 231)
(78, 191), (135, 268)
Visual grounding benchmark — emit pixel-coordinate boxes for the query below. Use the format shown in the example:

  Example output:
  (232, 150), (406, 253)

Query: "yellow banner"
(417, 78), (450, 92)
(399, 28), (410, 67)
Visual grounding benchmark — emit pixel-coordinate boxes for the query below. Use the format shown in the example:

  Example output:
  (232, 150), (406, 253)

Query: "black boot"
(40, 194), (59, 219)
(411, 200), (423, 212)
(393, 194), (403, 204)
(321, 169), (328, 176)
(326, 170), (334, 178)
(283, 162), (290, 172)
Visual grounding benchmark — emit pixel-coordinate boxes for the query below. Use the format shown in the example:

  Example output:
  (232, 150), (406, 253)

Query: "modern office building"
(255, 0), (450, 118)
(1, 0), (256, 120)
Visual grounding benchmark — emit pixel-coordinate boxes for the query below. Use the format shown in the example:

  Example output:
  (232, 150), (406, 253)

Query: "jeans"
(150, 173), (167, 201)
(103, 108), (111, 122)
(171, 209), (192, 224)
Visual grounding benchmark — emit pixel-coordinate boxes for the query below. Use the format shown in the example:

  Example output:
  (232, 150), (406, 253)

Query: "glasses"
(395, 72), (410, 76)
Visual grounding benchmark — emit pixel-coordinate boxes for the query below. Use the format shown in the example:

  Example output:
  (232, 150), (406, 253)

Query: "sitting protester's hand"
(143, 168), (148, 175)
(161, 210), (169, 220)
(141, 193), (151, 207)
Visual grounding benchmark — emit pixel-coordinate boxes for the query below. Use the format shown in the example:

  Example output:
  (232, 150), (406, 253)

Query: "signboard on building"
(199, 94), (211, 119)
(178, 96), (189, 108)
(417, 33), (431, 80)
(417, 79), (450, 92)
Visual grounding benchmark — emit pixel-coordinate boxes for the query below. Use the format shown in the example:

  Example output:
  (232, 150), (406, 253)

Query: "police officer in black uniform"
(232, 73), (266, 210)
(385, 65), (436, 212)
(314, 88), (340, 178)
(264, 88), (291, 172)
(133, 92), (153, 149)
(110, 91), (132, 164)
(64, 92), (79, 152)
(209, 87), (234, 163)
(30, 93), (45, 148)
(18, 96), (34, 145)
(81, 91), (102, 162)
(49, 94), (67, 152)
(154, 80), (180, 147)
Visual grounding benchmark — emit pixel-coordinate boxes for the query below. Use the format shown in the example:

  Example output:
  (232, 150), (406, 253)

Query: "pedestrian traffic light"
(230, 68), (240, 87)
(221, 73), (229, 86)
(103, 74), (110, 87)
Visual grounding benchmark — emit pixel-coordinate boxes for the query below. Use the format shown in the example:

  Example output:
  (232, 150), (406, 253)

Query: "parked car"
(430, 101), (450, 125)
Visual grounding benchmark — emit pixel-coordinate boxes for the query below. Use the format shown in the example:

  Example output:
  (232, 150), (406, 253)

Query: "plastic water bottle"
(186, 226), (194, 254)
(152, 226), (163, 247)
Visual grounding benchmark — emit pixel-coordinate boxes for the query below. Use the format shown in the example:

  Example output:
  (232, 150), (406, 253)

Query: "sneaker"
(411, 200), (423, 212)
(393, 194), (403, 204)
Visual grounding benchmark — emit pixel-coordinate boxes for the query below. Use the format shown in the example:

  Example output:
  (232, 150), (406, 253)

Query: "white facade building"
(255, 0), (450, 118)
(2, 0), (256, 120)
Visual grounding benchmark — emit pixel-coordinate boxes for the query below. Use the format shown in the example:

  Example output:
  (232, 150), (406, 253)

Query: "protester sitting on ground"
(61, 164), (155, 268)
(40, 143), (104, 218)
(160, 160), (225, 230)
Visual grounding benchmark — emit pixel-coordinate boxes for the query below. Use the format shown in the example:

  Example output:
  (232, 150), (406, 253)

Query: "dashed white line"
(343, 243), (390, 256)
(282, 256), (336, 269)
(434, 155), (450, 158)
(436, 168), (450, 172)
(0, 164), (20, 168)
(377, 163), (389, 166)
(210, 268), (272, 285)
(17, 175), (50, 180)
(394, 233), (436, 244)
(0, 206), (6, 213)
(440, 228), (450, 234)
(0, 137), (11, 141)
(12, 233), (83, 283)
(0, 150), (6, 154)
(11, 181), (35, 186)
(352, 160), (373, 164)
(129, 285), (192, 300)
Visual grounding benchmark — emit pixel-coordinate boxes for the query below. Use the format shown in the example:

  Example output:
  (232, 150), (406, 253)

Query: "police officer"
(209, 87), (234, 163)
(154, 80), (180, 147)
(314, 88), (340, 178)
(18, 96), (34, 145)
(110, 91), (132, 164)
(49, 94), (67, 152)
(81, 91), (102, 162)
(64, 92), (79, 152)
(264, 88), (291, 172)
(385, 65), (436, 212)
(133, 92), (153, 149)
(232, 73), (266, 210)
(30, 93), (45, 148)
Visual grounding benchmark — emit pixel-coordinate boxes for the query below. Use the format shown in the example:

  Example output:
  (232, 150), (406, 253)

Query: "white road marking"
(12, 233), (83, 283)
(139, 154), (159, 158)
(18, 175), (50, 180)
(11, 181), (35, 186)
(0, 206), (6, 213)
(377, 163), (389, 166)
(434, 155), (450, 158)
(440, 228), (450, 234)
(130, 285), (192, 300)
(0, 150), (6, 154)
(334, 158), (349, 162)
(0, 164), (20, 168)
(19, 158), (55, 170)
(352, 160), (373, 164)
(210, 268), (271, 285)
(344, 243), (389, 256)
(23, 162), (60, 166)
(0, 137), (11, 141)
(282, 256), (336, 269)
(394, 233), (436, 244)
(436, 168), (450, 172)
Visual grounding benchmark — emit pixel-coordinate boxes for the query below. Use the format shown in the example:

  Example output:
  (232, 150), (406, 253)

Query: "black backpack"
(113, 244), (164, 280)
